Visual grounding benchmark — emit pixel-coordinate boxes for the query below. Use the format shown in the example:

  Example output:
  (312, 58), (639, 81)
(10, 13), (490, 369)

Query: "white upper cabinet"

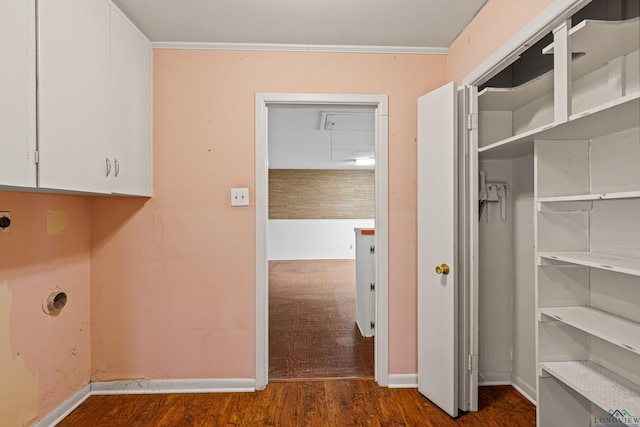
(38, 0), (112, 194)
(0, 0), (36, 188)
(109, 5), (153, 196)
(0, 0), (152, 196)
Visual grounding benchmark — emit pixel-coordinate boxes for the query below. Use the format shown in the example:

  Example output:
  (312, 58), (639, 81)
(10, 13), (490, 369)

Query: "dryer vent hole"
(44, 291), (67, 315)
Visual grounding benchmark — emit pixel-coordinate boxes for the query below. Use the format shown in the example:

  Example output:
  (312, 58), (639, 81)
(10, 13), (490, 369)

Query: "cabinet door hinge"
(467, 113), (478, 130)
(370, 321), (375, 330)
(468, 354), (478, 371)
(370, 245), (375, 254)
(370, 283), (375, 291)
(34, 150), (39, 164)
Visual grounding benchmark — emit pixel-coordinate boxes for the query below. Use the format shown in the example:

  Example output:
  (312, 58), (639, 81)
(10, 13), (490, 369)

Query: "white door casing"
(254, 93), (389, 390)
(463, 84), (479, 412)
(417, 82), (459, 417)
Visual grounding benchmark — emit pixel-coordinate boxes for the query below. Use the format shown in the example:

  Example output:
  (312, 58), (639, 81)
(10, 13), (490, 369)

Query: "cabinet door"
(110, 5), (153, 196)
(0, 0), (36, 187)
(38, 0), (111, 193)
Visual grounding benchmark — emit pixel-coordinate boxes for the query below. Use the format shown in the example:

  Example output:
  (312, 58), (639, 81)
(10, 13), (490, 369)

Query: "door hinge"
(370, 283), (375, 291)
(467, 113), (478, 130)
(468, 354), (478, 371)
(370, 321), (375, 330)
(34, 150), (39, 164)
(370, 245), (375, 254)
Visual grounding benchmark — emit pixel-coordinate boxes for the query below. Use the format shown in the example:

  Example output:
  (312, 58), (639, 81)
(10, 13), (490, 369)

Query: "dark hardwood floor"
(58, 260), (536, 425)
(269, 259), (374, 379)
(58, 380), (535, 426)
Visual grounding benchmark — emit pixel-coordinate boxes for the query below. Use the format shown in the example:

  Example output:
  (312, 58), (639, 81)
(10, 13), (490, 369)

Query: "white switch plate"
(231, 188), (249, 206)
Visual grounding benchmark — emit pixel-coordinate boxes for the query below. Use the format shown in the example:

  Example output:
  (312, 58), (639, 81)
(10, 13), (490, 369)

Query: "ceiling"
(111, 1), (487, 169)
(112, 0), (486, 50)
(268, 105), (376, 170)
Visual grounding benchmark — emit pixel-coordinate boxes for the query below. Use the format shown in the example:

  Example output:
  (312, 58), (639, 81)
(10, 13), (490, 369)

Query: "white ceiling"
(268, 105), (376, 170)
(112, 0), (486, 50)
(112, 1), (487, 169)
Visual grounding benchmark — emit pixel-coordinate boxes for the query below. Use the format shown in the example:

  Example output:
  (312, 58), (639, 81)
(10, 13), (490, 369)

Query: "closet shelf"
(538, 251), (640, 276)
(537, 191), (640, 203)
(540, 360), (640, 418)
(543, 18), (640, 81)
(478, 70), (553, 111)
(479, 93), (639, 159)
(539, 306), (640, 354)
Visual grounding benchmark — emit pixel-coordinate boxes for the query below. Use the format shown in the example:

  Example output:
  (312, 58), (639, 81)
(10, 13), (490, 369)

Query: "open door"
(417, 81), (459, 417)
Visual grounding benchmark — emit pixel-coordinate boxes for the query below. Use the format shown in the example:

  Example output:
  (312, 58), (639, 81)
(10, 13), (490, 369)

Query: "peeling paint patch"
(47, 210), (68, 235)
(0, 282), (39, 426)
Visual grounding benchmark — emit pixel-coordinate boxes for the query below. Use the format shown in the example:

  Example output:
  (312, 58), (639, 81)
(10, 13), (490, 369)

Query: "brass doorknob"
(435, 264), (450, 275)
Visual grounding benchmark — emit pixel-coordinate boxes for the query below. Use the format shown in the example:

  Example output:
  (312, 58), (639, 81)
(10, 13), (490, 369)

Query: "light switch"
(231, 188), (250, 206)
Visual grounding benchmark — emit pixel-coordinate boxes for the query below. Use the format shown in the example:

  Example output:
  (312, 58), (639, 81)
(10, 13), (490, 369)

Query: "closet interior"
(474, 2), (639, 425)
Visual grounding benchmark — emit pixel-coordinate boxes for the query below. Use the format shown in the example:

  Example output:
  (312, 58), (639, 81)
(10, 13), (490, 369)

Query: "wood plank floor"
(59, 259), (536, 425)
(58, 380), (536, 426)
(269, 260), (374, 379)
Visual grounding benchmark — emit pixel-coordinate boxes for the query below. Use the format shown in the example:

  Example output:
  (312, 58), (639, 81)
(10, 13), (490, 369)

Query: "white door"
(417, 81), (459, 417)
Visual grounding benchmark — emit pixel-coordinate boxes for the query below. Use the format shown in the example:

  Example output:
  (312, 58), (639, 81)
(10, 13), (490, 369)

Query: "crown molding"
(151, 41), (448, 55)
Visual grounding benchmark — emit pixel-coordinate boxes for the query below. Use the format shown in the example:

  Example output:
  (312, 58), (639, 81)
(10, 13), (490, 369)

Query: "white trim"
(151, 41), (448, 55)
(511, 375), (537, 406)
(478, 380), (511, 386)
(374, 96), (390, 387)
(255, 93), (389, 390)
(388, 374), (418, 389)
(34, 379), (256, 426)
(463, 0), (587, 86)
(91, 378), (255, 394)
(32, 384), (91, 427)
(478, 382), (537, 406)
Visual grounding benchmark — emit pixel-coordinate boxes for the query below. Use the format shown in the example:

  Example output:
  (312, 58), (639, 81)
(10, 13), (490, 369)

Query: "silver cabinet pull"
(114, 158), (120, 177)
(105, 157), (111, 177)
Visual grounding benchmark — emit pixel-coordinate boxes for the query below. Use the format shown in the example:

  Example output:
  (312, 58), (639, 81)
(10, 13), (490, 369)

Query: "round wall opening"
(43, 291), (67, 316)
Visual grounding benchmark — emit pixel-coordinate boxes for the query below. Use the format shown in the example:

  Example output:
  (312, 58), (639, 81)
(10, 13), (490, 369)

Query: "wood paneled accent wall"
(269, 170), (374, 219)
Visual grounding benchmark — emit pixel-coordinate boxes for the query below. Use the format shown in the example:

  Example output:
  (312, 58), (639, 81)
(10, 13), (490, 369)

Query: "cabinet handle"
(105, 158), (111, 177)
(114, 159), (120, 178)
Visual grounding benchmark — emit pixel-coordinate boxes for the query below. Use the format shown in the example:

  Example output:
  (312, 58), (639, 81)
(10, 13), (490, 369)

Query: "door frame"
(255, 93), (389, 390)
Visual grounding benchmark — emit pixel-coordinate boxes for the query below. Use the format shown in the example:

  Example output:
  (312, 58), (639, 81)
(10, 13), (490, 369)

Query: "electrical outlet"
(0, 212), (11, 233)
(230, 188), (250, 207)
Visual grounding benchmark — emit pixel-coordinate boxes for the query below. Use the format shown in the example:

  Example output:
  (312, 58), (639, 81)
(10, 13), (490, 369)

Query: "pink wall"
(90, 51), (447, 380)
(0, 1), (560, 423)
(447, 0), (554, 83)
(0, 191), (90, 425)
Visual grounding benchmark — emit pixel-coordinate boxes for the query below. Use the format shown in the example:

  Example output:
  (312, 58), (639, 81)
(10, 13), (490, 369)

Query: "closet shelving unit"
(476, 4), (639, 425)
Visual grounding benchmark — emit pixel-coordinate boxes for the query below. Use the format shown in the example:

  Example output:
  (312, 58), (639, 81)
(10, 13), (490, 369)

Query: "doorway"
(255, 93), (389, 390)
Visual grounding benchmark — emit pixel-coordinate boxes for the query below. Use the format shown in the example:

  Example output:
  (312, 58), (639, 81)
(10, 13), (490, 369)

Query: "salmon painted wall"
(0, 1), (562, 422)
(89, 51), (446, 381)
(447, 0), (553, 83)
(0, 191), (90, 425)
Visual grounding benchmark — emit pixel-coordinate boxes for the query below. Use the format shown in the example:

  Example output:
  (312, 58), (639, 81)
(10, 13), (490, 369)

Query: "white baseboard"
(34, 378), (256, 426)
(387, 373), (418, 388)
(33, 384), (91, 427)
(478, 380), (511, 386)
(91, 378), (256, 395)
(478, 371), (511, 386)
(479, 376), (537, 407)
(510, 374), (537, 405)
